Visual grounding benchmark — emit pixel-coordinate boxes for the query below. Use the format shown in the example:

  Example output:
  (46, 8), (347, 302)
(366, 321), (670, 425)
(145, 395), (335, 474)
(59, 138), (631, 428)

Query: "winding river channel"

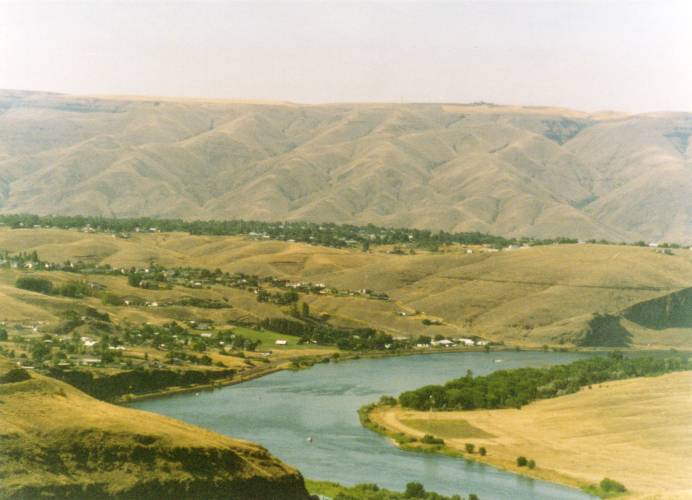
(132, 351), (596, 499)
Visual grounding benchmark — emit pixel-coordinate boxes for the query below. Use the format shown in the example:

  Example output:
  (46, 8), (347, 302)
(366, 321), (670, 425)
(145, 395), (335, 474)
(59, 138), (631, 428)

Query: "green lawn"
(231, 326), (302, 348)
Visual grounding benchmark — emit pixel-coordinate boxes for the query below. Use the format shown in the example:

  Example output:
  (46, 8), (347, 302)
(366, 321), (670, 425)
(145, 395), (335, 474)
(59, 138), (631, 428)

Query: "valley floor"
(369, 372), (692, 498)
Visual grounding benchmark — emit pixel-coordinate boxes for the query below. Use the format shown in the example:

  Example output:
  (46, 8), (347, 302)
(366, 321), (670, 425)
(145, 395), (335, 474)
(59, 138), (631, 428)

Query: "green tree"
(0, 327), (7, 341)
(301, 302), (310, 317)
(600, 478), (626, 493)
(16, 276), (53, 294)
(465, 443), (475, 453)
(479, 447), (487, 456)
(404, 482), (426, 498)
(528, 459), (536, 469)
(516, 456), (528, 467)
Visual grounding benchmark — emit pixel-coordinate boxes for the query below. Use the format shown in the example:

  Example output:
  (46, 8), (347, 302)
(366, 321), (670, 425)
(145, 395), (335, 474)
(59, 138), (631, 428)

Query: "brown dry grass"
(1, 228), (691, 348)
(371, 372), (692, 497)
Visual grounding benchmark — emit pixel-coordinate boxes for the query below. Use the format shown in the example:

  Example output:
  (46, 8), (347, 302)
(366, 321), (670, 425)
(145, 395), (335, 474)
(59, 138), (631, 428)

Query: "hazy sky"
(1, 0), (690, 112)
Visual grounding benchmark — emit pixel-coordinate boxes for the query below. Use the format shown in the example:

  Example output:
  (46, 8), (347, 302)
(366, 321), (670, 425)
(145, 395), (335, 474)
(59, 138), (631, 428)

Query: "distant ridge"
(0, 90), (689, 243)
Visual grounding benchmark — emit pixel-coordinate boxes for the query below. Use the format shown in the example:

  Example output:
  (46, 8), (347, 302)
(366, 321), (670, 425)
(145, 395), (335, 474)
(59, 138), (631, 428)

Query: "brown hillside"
(1, 228), (691, 348)
(0, 359), (311, 499)
(0, 91), (690, 243)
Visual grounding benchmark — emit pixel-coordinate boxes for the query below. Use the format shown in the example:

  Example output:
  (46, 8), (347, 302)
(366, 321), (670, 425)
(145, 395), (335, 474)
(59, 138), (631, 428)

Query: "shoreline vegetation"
(359, 354), (692, 498)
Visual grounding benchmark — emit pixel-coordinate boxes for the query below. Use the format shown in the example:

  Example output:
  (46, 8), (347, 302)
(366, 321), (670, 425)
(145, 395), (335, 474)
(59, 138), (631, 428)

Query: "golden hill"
(0, 359), (311, 499)
(1, 228), (691, 349)
(0, 91), (690, 243)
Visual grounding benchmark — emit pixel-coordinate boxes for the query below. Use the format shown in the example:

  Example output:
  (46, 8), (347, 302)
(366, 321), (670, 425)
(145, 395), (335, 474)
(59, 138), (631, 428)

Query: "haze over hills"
(0, 90), (690, 243)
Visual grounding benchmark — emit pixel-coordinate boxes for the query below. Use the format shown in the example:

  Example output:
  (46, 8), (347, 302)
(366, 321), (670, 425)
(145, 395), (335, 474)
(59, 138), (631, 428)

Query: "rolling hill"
(1, 228), (691, 349)
(0, 91), (690, 243)
(0, 359), (311, 499)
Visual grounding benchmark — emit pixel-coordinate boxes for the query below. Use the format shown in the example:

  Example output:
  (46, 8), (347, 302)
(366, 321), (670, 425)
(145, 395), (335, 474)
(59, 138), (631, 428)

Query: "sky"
(1, 0), (690, 112)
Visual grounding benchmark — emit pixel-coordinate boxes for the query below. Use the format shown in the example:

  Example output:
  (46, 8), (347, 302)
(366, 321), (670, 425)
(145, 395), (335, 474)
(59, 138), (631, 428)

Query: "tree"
(30, 341), (50, 362)
(600, 478), (626, 493)
(16, 276), (53, 294)
(301, 302), (310, 317)
(0, 327), (7, 341)
(465, 443), (475, 453)
(528, 459), (536, 469)
(516, 456), (528, 467)
(479, 447), (487, 456)
(469, 495), (479, 500)
(404, 482), (426, 498)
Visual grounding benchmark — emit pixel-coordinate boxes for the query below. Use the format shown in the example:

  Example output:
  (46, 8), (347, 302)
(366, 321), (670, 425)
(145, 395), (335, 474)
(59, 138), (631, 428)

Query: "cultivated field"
(370, 372), (692, 497)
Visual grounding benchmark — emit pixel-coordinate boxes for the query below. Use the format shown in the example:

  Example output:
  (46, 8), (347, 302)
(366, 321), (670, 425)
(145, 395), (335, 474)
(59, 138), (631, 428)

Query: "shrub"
(465, 443), (475, 453)
(404, 482), (426, 498)
(0, 327), (7, 341)
(527, 459), (536, 469)
(16, 276), (53, 294)
(479, 447), (486, 456)
(516, 456), (528, 467)
(600, 478), (626, 493)
(469, 495), (479, 500)
(421, 434), (445, 445)
(379, 395), (397, 405)
(0, 368), (31, 384)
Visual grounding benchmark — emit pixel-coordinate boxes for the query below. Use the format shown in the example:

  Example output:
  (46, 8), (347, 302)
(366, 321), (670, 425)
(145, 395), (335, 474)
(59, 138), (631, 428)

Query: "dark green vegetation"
(48, 366), (235, 402)
(0, 213), (584, 251)
(306, 479), (474, 500)
(583, 478), (627, 498)
(623, 287), (692, 329)
(576, 314), (633, 347)
(398, 353), (691, 410)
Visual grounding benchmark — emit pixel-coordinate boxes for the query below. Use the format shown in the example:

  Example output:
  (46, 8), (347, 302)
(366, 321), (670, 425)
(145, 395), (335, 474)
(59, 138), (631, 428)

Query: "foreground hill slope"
(0, 359), (311, 499)
(0, 91), (690, 243)
(1, 228), (691, 348)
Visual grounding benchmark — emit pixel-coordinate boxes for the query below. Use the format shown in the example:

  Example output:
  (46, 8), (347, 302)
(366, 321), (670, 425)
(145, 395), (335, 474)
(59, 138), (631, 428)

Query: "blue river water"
(131, 351), (596, 499)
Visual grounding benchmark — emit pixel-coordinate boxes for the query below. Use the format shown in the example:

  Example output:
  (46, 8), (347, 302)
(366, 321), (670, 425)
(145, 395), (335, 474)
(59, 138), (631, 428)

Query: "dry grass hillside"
(0, 359), (311, 499)
(1, 228), (691, 348)
(0, 91), (690, 243)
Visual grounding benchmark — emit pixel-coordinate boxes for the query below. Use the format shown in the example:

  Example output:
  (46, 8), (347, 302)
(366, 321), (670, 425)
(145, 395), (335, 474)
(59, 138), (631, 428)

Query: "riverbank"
(364, 372), (692, 498)
(115, 345), (503, 404)
(116, 345), (690, 405)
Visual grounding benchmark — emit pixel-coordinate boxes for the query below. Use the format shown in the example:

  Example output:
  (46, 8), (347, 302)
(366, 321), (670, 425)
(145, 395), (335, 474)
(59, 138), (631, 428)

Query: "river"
(131, 351), (596, 499)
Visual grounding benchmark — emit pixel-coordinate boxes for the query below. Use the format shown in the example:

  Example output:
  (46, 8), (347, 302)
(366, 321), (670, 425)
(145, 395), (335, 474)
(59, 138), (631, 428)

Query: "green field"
(232, 326), (302, 348)
(399, 418), (495, 440)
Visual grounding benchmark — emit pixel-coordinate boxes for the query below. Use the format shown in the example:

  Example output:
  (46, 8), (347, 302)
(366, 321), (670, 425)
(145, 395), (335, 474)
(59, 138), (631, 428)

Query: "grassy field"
(1, 227), (691, 348)
(370, 372), (692, 497)
(0, 359), (310, 498)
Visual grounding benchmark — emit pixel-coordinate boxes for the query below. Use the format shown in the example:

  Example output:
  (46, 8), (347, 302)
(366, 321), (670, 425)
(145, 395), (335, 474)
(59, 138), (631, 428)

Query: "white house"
(431, 339), (455, 347)
(275, 339), (288, 345)
(456, 338), (475, 346)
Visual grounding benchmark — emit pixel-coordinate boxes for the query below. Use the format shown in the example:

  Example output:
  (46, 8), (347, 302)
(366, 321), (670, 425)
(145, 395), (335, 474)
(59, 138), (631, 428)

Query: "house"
(455, 338), (475, 346)
(275, 339), (288, 345)
(431, 339), (455, 347)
